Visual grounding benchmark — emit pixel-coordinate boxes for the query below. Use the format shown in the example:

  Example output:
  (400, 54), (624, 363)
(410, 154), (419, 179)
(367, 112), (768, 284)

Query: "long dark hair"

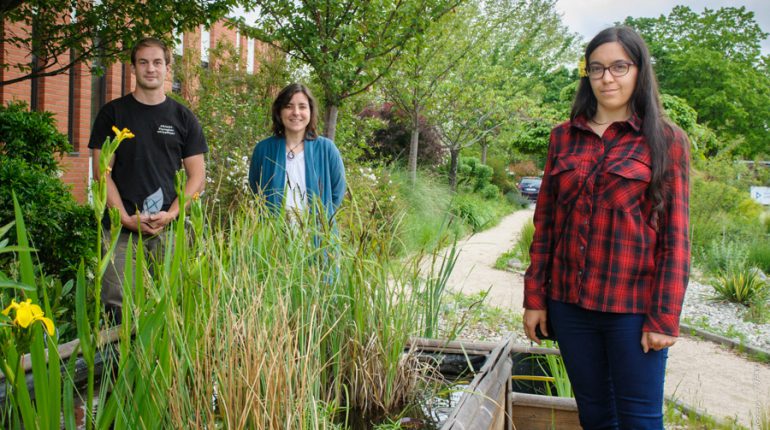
(571, 26), (673, 214)
(271, 83), (318, 139)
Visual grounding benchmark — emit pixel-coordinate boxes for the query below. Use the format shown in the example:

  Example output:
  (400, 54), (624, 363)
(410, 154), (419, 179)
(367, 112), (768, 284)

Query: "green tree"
(0, 0), (234, 86)
(382, 2), (502, 182)
(625, 6), (770, 156)
(175, 41), (289, 216)
(236, 0), (460, 140)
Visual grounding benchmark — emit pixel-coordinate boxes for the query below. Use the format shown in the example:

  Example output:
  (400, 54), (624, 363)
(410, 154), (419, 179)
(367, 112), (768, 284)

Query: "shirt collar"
(571, 113), (642, 133)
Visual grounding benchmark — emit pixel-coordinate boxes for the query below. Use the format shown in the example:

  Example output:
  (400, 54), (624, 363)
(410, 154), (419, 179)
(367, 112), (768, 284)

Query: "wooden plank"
(510, 392), (577, 411)
(443, 336), (515, 430)
(510, 392), (581, 430)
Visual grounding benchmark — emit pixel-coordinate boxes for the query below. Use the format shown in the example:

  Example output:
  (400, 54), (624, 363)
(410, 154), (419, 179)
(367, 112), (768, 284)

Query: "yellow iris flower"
(578, 58), (588, 78)
(2, 299), (55, 336)
(111, 126), (135, 142)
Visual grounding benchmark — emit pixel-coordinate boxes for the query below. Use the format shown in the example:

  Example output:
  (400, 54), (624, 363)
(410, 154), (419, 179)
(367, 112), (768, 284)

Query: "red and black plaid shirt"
(524, 115), (690, 336)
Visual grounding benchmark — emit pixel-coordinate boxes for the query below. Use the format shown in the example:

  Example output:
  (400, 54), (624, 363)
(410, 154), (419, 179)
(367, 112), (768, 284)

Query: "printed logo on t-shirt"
(157, 125), (176, 136)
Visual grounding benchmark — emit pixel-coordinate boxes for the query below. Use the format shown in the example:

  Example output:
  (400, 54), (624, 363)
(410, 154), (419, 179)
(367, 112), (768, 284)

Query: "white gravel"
(680, 278), (770, 352)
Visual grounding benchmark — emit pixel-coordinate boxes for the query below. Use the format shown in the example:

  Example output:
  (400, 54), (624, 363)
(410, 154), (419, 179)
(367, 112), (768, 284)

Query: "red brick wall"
(2, 18), (260, 204)
(1, 20), (33, 105)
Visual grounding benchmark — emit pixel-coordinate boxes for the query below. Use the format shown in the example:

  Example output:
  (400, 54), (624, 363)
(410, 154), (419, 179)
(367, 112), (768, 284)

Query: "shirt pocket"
(598, 156), (651, 211)
(549, 154), (585, 205)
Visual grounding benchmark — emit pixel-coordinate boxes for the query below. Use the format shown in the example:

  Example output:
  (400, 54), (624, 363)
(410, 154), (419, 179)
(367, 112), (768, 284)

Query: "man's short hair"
(130, 37), (171, 66)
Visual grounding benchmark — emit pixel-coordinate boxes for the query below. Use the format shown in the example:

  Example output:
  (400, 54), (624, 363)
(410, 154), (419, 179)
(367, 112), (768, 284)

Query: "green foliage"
(450, 193), (497, 232)
(454, 156), (494, 192)
(177, 41), (289, 216)
(699, 238), (748, 276)
(626, 6), (770, 157)
(0, 101), (71, 173)
(439, 291), (523, 341)
(505, 190), (531, 208)
(661, 94), (698, 135)
(389, 170), (466, 253)
(510, 107), (561, 157)
(238, 0), (459, 138)
(494, 218), (534, 270)
(690, 176), (764, 253)
(480, 183), (500, 200)
(0, 113), (96, 283)
(486, 156), (516, 194)
(748, 241), (770, 274)
(712, 266), (769, 306)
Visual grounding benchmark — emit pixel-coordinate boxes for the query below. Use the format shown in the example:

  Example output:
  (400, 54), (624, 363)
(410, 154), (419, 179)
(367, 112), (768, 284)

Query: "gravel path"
(439, 208), (770, 428)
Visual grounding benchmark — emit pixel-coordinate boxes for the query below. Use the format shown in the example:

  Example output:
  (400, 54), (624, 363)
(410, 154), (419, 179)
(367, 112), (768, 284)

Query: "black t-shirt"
(88, 94), (207, 227)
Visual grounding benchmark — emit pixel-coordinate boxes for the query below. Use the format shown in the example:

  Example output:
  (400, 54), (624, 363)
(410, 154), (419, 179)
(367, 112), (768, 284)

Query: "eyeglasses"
(586, 61), (635, 80)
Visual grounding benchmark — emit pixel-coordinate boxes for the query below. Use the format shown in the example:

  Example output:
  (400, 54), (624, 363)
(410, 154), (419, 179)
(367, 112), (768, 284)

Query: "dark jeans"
(548, 299), (668, 430)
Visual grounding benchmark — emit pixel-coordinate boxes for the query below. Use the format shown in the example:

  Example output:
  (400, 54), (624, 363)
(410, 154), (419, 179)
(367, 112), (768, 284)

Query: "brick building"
(1, 19), (268, 203)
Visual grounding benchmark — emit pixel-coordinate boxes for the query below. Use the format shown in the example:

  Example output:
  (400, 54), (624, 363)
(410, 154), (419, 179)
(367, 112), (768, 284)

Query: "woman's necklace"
(590, 118), (610, 125)
(286, 140), (303, 160)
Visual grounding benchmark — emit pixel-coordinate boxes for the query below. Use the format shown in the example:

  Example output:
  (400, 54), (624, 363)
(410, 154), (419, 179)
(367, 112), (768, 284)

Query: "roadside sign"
(750, 186), (770, 205)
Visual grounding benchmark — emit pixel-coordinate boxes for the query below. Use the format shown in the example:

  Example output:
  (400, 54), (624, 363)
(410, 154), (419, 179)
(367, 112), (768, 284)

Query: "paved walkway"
(442, 208), (770, 428)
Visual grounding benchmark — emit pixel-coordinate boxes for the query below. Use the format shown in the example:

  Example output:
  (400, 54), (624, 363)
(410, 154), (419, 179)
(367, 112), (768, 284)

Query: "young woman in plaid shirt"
(523, 26), (690, 429)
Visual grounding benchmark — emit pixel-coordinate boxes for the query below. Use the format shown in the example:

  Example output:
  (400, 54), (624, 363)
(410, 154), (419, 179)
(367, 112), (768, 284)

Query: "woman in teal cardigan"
(248, 83), (346, 220)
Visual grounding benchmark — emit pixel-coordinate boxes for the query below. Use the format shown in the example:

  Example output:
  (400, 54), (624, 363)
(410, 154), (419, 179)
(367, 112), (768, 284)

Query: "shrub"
(0, 158), (96, 281)
(505, 190), (531, 208)
(748, 241), (770, 274)
(690, 176), (764, 253)
(515, 220), (536, 265)
(698, 238), (749, 276)
(390, 169), (466, 253)
(486, 156), (516, 194)
(0, 103), (96, 282)
(359, 103), (445, 166)
(712, 266), (769, 306)
(451, 156), (494, 193)
(0, 101), (71, 173)
(178, 41), (288, 216)
(450, 193), (495, 232)
(480, 183), (500, 200)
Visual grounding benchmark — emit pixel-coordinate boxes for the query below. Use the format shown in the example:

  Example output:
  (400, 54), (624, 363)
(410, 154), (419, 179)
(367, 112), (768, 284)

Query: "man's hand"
(120, 212), (170, 236)
(144, 211), (175, 235)
(523, 309), (549, 345)
(641, 331), (677, 353)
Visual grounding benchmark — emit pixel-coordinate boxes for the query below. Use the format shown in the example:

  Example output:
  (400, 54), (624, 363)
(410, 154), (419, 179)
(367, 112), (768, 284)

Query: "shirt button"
(578, 270), (583, 277)
(579, 245), (585, 252)
(583, 220), (588, 225)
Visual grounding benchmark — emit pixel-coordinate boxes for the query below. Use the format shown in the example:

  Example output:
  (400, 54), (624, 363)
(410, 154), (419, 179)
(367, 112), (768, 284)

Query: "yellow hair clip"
(578, 58), (588, 78)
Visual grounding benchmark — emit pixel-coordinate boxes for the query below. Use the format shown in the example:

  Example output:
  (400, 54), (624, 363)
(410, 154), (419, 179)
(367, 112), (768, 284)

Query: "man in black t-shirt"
(88, 37), (207, 322)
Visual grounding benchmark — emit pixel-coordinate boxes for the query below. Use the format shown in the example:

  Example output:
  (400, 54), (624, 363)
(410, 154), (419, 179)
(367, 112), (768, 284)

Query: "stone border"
(680, 323), (770, 360)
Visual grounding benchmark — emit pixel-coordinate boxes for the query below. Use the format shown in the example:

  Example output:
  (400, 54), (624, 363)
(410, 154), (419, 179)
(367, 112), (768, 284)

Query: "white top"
(285, 150), (307, 213)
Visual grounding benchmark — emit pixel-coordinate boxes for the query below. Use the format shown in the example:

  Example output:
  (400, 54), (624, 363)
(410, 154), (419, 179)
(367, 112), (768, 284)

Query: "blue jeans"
(548, 299), (668, 430)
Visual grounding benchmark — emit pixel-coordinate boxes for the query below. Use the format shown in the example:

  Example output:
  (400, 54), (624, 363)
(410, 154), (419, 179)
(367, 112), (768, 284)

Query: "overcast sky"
(555, 0), (770, 55)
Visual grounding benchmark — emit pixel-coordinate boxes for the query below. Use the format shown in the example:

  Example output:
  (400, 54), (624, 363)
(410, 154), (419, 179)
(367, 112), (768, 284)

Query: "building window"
(174, 31), (184, 57)
(247, 38), (255, 74)
(200, 25), (210, 68)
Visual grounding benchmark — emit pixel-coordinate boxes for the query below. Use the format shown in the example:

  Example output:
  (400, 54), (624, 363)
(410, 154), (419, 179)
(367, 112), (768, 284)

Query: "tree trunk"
(449, 148), (460, 191)
(408, 108), (420, 183)
(323, 104), (339, 141)
(480, 142), (488, 164)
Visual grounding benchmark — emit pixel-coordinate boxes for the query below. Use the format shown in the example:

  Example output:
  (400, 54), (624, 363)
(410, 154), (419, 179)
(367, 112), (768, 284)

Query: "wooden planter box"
(409, 337), (580, 430)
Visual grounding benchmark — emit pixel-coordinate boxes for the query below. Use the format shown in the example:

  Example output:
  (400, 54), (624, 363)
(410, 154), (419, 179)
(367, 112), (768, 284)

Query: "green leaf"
(12, 192), (38, 302)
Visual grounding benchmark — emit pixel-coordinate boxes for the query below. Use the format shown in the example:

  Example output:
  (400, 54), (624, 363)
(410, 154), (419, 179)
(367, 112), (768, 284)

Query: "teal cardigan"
(248, 135), (346, 219)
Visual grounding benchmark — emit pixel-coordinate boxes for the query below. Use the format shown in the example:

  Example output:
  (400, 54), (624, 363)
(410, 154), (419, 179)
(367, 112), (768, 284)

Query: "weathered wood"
(510, 392), (577, 411)
(511, 392), (581, 429)
(442, 336), (515, 430)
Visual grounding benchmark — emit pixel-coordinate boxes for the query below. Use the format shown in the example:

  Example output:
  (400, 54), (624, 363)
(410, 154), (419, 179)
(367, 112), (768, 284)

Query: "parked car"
(517, 176), (542, 201)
